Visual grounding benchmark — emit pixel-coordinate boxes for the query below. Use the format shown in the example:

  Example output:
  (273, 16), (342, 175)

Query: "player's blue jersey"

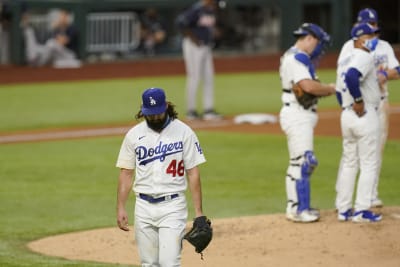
(177, 2), (216, 45)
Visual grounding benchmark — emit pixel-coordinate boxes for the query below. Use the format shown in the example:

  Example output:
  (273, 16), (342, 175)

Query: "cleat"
(352, 210), (382, 223)
(202, 110), (223, 121)
(371, 198), (383, 208)
(286, 209), (320, 223)
(338, 209), (353, 221)
(186, 110), (200, 120)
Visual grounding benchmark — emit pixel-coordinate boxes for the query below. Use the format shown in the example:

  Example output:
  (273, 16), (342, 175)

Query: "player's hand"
(117, 208), (130, 231)
(377, 69), (388, 93)
(352, 101), (365, 117)
(326, 83), (336, 96)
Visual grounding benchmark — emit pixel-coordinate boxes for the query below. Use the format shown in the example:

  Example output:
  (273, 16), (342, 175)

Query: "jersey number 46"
(166, 159), (184, 177)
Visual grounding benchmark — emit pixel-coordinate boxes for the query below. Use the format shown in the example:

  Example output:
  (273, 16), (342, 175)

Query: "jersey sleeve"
(384, 42), (400, 69)
(116, 133), (136, 170)
(183, 129), (206, 170)
(349, 49), (374, 79)
(291, 54), (313, 83)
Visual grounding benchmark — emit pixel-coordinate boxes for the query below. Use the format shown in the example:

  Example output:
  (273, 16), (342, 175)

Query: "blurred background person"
(21, 9), (81, 68)
(139, 8), (167, 56)
(0, 0), (11, 64)
(176, 0), (224, 121)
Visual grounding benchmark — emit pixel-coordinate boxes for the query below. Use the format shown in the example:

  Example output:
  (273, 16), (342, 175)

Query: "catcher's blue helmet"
(293, 23), (331, 60)
(293, 23), (330, 43)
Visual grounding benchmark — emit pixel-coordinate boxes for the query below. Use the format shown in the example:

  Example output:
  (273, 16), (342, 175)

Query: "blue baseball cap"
(141, 88), (167, 115)
(351, 22), (380, 39)
(357, 8), (378, 23)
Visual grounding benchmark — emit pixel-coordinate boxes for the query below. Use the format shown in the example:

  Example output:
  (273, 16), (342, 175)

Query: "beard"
(145, 115), (170, 132)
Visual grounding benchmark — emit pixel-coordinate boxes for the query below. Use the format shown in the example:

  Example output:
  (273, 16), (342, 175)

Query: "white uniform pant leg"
(23, 27), (51, 65)
(135, 199), (160, 267)
(354, 106), (379, 212)
(202, 46), (215, 111)
(373, 99), (389, 200)
(158, 197), (187, 267)
(279, 106), (317, 213)
(134, 195), (187, 267)
(183, 38), (201, 112)
(335, 110), (359, 213)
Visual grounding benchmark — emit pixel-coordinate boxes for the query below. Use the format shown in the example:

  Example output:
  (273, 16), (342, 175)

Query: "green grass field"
(0, 70), (399, 266)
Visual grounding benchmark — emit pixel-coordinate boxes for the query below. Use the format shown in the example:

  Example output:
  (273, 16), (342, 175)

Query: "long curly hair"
(135, 101), (178, 120)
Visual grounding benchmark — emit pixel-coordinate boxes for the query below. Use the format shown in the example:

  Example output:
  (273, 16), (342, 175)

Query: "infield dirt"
(27, 207), (400, 267)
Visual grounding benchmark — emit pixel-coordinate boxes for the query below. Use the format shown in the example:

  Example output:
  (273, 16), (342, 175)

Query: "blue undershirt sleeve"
(344, 67), (363, 102)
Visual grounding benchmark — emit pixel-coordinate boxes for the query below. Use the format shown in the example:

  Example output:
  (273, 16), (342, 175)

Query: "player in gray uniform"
(116, 88), (209, 266)
(176, 0), (222, 121)
(335, 23), (383, 222)
(279, 23), (335, 223)
(336, 8), (400, 208)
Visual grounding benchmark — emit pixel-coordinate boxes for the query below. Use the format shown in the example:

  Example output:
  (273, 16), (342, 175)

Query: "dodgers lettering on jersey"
(136, 141), (184, 165)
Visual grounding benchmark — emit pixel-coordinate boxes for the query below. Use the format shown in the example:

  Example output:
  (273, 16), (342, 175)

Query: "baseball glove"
(184, 216), (212, 258)
(292, 83), (318, 109)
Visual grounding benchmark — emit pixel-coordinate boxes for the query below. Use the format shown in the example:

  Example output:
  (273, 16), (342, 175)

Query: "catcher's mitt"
(292, 83), (318, 109)
(184, 216), (212, 258)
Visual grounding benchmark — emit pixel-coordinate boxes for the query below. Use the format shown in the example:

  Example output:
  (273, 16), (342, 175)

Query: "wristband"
(354, 97), (363, 103)
(378, 69), (388, 78)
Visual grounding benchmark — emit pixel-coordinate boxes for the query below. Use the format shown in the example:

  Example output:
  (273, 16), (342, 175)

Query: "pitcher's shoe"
(203, 110), (223, 121)
(371, 198), (383, 208)
(352, 210), (382, 223)
(186, 110), (200, 120)
(338, 209), (353, 221)
(286, 209), (319, 223)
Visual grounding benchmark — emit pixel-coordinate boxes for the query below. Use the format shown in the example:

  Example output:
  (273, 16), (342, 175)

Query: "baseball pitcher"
(116, 88), (212, 266)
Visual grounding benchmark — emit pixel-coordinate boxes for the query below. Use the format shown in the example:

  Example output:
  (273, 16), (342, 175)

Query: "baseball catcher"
(184, 216), (212, 259)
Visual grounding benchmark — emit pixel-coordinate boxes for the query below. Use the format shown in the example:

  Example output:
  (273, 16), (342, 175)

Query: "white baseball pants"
(182, 37), (215, 112)
(134, 195), (187, 267)
(279, 105), (318, 213)
(335, 105), (379, 213)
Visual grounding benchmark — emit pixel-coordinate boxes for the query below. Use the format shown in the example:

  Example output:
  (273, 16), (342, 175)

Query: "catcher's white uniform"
(336, 38), (399, 205)
(279, 46), (319, 221)
(116, 118), (205, 266)
(335, 43), (381, 215)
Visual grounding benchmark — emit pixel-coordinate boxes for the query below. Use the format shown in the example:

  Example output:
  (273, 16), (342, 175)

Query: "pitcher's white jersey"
(116, 119), (206, 195)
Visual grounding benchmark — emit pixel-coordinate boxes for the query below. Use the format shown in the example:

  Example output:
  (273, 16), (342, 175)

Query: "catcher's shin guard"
(296, 151), (318, 212)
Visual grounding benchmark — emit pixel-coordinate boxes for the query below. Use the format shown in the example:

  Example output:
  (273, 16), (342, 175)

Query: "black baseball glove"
(184, 216), (212, 257)
(292, 83), (318, 109)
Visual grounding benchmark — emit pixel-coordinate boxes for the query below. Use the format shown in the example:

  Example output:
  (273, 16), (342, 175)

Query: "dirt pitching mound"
(27, 207), (400, 267)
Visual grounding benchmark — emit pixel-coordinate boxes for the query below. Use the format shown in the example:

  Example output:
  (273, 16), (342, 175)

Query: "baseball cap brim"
(141, 103), (167, 115)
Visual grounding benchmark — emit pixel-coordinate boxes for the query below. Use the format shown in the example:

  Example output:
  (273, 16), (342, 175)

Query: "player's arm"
(186, 166), (203, 218)
(344, 67), (365, 117)
(384, 66), (400, 80)
(294, 53), (335, 96)
(116, 168), (134, 231)
(298, 79), (336, 96)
